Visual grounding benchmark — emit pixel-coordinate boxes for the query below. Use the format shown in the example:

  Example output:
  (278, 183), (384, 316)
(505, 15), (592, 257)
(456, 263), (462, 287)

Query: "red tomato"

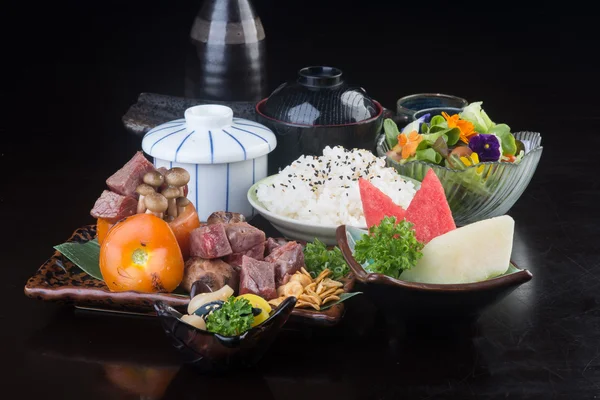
(100, 214), (184, 293)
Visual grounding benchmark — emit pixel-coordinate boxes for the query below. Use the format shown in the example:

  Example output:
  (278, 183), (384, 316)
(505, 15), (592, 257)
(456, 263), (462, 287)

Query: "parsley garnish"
(354, 217), (424, 278)
(205, 297), (254, 336)
(304, 239), (349, 280)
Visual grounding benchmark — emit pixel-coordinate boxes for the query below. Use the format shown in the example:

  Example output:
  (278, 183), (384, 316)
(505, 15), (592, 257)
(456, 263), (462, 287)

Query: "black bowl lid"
(262, 66), (379, 126)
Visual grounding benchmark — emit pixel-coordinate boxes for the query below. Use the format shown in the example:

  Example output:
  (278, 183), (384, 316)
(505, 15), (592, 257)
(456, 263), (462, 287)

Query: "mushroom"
(143, 170), (165, 189)
(165, 167), (190, 197)
(176, 197), (191, 215)
(135, 184), (155, 214)
(162, 186), (181, 218)
(144, 192), (168, 219)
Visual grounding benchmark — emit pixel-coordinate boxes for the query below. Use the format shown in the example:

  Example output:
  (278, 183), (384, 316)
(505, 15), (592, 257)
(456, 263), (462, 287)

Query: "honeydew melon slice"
(400, 215), (514, 284)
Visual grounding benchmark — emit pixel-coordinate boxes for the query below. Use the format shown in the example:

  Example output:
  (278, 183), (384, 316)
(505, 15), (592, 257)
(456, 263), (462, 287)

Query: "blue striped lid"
(141, 105), (277, 164)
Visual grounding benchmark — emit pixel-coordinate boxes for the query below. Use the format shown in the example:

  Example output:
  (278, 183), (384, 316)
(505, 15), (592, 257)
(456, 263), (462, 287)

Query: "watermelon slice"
(405, 169), (456, 243)
(359, 178), (406, 228)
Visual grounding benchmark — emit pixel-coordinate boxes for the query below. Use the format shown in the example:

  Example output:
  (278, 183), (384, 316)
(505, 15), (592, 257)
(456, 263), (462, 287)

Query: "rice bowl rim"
(247, 173), (421, 231)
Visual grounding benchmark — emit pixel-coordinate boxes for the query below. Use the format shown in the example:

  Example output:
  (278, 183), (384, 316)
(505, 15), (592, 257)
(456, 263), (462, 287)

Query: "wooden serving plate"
(24, 225), (355, 327)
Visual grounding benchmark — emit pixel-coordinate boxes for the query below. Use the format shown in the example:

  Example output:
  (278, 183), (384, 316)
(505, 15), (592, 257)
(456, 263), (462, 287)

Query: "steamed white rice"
(256, 146), (416, 226)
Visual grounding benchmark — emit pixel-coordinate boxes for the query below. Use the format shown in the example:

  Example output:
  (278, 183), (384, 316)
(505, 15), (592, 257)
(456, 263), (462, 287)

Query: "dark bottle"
(184, 0), (268, 102)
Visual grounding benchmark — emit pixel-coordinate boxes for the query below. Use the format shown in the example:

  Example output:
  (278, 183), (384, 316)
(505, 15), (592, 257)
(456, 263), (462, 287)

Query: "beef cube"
(265, 237), (287, 256)
(224, 241), (266, 268)
(207, 211), (246, 225)
(106, 151), (156, 197)
(181, 257), (239, 293)
(265, 241), (305, 287)
(90, 190), (137, 222)
(190, 223), (233, 259)
(225, 223), (266, 253)
(239, 256), (277, 300)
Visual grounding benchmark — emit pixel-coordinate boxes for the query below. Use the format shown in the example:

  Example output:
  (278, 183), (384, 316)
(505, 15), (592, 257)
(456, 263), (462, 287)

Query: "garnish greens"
(304, 239), (349, 280)
(354, 217), (424, 278)
(205, 297), (254, 336)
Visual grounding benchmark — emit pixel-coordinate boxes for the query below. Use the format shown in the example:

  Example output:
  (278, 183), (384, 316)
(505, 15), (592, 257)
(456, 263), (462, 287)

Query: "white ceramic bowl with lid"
(142, 104), (277, 221)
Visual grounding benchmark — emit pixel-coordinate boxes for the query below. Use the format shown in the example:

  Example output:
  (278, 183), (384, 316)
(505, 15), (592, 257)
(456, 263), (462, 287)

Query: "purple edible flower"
(468, 134), (501, 162)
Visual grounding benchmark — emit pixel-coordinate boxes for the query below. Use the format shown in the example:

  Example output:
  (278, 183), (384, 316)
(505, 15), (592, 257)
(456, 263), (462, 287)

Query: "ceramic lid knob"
(185, 105), (234, 130)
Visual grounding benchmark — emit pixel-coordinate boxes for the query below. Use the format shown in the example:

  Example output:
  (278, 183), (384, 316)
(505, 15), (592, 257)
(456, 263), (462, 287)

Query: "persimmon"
(96, 218), (115, 246)
(100, 214), (184, 293)
(168, 201), (201, 259)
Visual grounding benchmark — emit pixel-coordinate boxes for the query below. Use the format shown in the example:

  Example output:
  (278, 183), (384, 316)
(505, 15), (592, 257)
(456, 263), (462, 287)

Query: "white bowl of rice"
(247, 146), (419, 245)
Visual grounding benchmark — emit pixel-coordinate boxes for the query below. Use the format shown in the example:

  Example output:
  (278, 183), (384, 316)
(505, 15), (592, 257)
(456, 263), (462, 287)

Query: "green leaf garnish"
(488, 124), (516, 155)
(444, 127), (461, 146)
(304, 239), (349, 280)
(54, 239), (103, 280)
(432, 136), (449, 158)
(429, 115), (446, 127)
(415, 148), (442, 164)
(205, 297), (254, 336)
(354, 217), (424, 279)
(384, 118), (400, 148)
(319, 292), (363, 310)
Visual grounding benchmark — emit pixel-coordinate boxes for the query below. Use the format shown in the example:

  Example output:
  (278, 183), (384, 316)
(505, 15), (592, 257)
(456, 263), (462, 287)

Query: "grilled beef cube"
(265, 237), (288, 256)
(239, 256), (277, 300)
(90, 190), (137, 222)
(265, 241), (304, 287)
(106, 151), (156, 197)
(207, 211), (246, 225)
(182, 257), (239, 293)
(225, 223), (266, 253)
(190, 223), (233, 259)
(224, 241), (266, 268)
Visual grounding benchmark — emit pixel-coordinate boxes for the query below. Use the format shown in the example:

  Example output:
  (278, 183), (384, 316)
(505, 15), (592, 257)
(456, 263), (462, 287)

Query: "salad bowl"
(376, 131), (543, 226)
(154, 297), (296, 372)
(336, 225), (533, 320)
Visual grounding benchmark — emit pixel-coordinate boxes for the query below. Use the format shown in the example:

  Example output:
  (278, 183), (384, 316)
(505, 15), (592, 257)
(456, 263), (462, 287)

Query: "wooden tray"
(24, 225), (355, 327)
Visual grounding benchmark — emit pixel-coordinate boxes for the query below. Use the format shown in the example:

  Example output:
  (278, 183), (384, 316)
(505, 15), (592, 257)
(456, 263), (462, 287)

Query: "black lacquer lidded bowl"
(256, 66), (384, 174)
(262, 66), (378, 125)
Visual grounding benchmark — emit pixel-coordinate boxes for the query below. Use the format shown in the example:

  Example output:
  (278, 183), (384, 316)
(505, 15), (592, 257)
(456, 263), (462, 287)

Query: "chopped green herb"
(304, 239), (349, 280)
(205, 297), (254, 336)
(354, 217), (424, 278)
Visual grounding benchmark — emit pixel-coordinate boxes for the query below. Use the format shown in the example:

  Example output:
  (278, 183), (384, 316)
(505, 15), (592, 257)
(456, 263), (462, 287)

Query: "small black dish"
(256, 66), (384, 173)
(154, 297), (296, 372)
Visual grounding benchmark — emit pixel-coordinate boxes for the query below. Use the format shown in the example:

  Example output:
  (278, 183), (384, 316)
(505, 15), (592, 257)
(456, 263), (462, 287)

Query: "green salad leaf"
(488, 124), (516, 155)
(304, 239), (349, 280)
(354, 217), (424, 278)
(460, 101), (494, 133)
(429, 115), (446, 127)
(205, 297), (254, 336)
(416, 148), (442, 164)
(384, 119), (400, 148)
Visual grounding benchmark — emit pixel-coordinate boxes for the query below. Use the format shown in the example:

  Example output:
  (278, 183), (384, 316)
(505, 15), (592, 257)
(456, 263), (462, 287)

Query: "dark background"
(2, 1), (599, 399)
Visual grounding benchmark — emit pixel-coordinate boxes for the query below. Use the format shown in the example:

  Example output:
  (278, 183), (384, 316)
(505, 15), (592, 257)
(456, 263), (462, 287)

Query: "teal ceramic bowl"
(336, 225), (533, 320)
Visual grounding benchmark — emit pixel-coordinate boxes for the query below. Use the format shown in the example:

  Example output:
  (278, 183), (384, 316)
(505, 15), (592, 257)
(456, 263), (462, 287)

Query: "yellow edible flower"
(460, 152), (485, 174)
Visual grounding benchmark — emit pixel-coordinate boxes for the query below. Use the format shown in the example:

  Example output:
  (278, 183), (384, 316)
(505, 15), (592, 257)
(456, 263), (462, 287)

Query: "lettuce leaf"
(416, 148), (443, 164)
(384, 119), (400, 148)
(460, 102), (494, 133)
(488, 124), (516, 155)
